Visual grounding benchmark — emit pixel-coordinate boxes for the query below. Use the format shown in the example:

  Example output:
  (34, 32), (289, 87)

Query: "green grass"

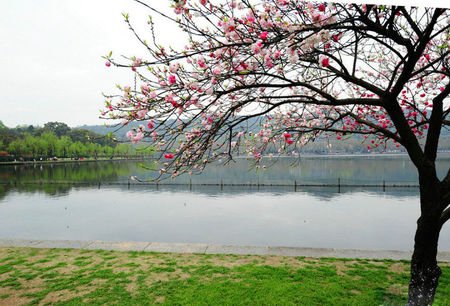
(0, 247), (449, 305)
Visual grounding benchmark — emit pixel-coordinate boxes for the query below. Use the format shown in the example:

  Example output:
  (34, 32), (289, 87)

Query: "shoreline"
(1, 238), (449, 262)
(0, 157), (154, 166)
(3, 152), (450, 166)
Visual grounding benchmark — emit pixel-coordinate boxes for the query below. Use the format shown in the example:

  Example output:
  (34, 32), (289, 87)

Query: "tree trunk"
(408, 215), (441, 305)
(408, 170), (443, 305)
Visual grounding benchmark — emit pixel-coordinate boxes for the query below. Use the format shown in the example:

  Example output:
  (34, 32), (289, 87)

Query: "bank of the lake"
(0, 157), (153, 166)
(1, 246), (449, 305)
(0, 152), (444, 166)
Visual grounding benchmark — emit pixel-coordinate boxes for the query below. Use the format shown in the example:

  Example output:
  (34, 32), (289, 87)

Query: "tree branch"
(424, 83), (450, 162)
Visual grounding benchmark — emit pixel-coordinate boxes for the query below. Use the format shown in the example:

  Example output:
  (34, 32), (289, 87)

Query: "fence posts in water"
(294, 180), (297, 192)
(220, 179), (223, 191)
(338, 178), (341, 193)
(383, 180), (385, 192)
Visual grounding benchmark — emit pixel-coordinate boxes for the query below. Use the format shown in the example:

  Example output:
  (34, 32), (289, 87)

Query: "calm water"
(1, 155), (450, 251)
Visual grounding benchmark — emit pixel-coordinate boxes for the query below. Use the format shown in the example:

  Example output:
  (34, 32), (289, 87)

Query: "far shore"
(2, 151), (450, 167)
(0, 157), (155, 166)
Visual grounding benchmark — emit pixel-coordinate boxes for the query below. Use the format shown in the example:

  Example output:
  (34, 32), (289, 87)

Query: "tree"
(23, 134), (40, 158)
(43, 122), (71, 137)
(41, 132), (59, 158)
(115, 143), (132, 158)
(0, 121), (7, 131)
(56, 136), (72, 158)
(104, 1), (450, 304)
(7, 139), (26, 157)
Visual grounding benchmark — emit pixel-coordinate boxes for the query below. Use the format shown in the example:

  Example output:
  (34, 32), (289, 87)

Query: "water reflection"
(1, 155), (446, 200)
(0, 182), (420, 202)
(0, 155), (441, 201)
(3, 156), (450, 185)
(0, 160), (134, 184)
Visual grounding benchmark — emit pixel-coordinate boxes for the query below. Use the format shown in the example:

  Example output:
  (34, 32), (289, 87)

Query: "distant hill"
(77, 122), (143, 141)
(78, 119), (450, 154)
(78, 117), (264, 141)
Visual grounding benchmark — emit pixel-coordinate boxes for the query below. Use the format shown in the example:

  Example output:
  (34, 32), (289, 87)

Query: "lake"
(1, 155), (450, 251)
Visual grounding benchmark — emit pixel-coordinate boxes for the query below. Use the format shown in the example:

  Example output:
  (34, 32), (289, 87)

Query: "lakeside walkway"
(1, 239), (449, 262)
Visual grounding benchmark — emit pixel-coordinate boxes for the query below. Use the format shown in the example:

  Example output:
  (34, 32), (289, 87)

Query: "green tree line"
(0, 121), (154, 160)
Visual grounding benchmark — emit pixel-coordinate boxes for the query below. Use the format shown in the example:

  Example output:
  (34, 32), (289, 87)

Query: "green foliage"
(43, 122), (71, 137)
(0, 121), (155, 160)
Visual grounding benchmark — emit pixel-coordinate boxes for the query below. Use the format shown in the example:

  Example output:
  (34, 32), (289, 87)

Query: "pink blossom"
(151, 131), (158, 141)
(200, 0), (207, 5)
(311, 11), (323, 23)
(169, 63), (180, 73)
(259, 31), (268, 41)
(246, 12), (255, 24)
(172, 101), (180, 108)
(147, 120), (155, 129)
(133, 58), (142, 67)
(264, 55), (274, 68)
(136, 109), (147, 119)
(318, 3), (326, 12)
(197, 56), (207, 68)
(212, 66), (222, 75)
(251, 41), (263, 55)
(273, 50), (282, 59)
(105, 61), (111, 67)
(168, 75), (177, 85)
(321, 57), (330, 67)
(141, 84), (149, 94)
(164, 153), (174, 159)
(332, 33), (343, 42)
(173, 1), (186, 15)
(132, 132), (144, 144)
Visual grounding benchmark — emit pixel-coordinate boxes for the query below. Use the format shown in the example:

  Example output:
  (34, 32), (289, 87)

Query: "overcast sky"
(0, 0), (449, 128)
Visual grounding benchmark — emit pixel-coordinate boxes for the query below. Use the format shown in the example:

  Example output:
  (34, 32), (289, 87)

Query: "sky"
(0, 0), (449, 128)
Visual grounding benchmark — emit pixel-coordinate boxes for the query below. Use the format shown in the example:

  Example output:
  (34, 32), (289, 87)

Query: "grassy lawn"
(0, 247), (449, 305)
